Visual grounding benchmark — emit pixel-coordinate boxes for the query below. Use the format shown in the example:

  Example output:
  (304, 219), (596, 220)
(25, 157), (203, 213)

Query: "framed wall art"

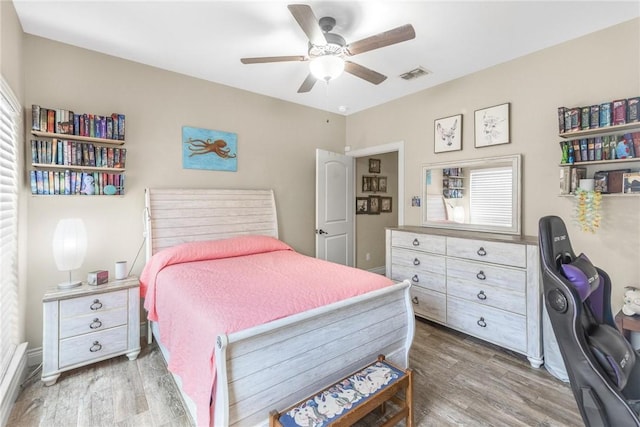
(378, 176), (388, 192)
(356, 197), (369, 214)
(381, 197), (392, 213)
(434, 114), (462, 153)
(475, 103), (510, 148)
(182, 126), (237, 171)
(368, 196), (381, 214)
(368, 158), (381, 173)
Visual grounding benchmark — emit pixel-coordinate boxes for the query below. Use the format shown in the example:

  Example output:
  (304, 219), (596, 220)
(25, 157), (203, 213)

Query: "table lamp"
(52, 218), (87, 289)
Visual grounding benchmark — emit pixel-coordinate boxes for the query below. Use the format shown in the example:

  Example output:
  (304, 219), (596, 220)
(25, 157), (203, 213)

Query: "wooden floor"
(8, 319), (582, 427)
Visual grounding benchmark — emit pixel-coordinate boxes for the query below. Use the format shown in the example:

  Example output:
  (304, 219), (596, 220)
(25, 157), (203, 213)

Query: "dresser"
(386, 226), (542, 368)
(41, 277), (141, 385)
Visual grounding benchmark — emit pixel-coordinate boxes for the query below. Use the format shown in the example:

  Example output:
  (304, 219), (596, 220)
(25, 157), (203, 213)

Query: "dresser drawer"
(447, 296), (526, 352)
(391, 248), (445, 276)
(59, 326), (128, 368)
(391, 231), (446, 255)
(60, 290), (128, 318)
(446, 258), (526, 293)
(447, 237), (526, 268)
(410, 287), (446, 323)
(390, 265), (446, 293)
(447, 278), (526, 315)
(59, 307), (128, 339)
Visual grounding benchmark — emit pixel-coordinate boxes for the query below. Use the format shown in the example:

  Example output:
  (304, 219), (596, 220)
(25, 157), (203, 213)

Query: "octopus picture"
(184, 138), (236, 159)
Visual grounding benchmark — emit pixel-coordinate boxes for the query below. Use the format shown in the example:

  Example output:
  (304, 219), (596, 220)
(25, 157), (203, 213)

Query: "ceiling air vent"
(400, 67), (431, 80)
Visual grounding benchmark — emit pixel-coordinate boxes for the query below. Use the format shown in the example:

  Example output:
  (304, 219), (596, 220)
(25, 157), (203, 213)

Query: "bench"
(269, 355), (413, 427)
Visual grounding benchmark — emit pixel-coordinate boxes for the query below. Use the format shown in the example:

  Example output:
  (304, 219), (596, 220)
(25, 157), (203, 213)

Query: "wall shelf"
(31, 130), (125, 146)
(559, 122), (640, 139)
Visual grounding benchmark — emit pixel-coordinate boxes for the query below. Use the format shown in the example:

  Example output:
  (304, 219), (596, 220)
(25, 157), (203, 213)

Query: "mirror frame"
(421, 154), (521, 235)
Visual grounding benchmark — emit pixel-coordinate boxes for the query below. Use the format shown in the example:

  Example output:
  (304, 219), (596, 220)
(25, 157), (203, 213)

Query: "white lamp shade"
(309, 55), (345, 82)
(52, 218), (87, 271)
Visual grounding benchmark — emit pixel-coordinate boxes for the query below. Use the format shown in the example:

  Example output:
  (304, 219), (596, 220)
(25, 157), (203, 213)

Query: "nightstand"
(41, 277), (141, 386)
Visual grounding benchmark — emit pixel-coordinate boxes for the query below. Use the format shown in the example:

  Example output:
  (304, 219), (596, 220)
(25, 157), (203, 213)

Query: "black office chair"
(539, 215), (640, 427)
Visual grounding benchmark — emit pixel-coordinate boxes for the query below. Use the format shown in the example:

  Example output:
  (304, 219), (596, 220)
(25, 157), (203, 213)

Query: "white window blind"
(0, 76), (20, 386)
(469, 166), (513, 227)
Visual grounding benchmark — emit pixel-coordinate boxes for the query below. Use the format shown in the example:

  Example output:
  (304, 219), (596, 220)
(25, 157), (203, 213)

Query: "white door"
(315, 149), (354, 266)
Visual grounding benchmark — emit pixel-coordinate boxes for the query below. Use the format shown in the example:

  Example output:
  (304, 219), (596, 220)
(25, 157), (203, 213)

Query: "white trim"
(367, 266), (386, 275)
(0, 342), (27, 427)
(346, 141), (405, 226)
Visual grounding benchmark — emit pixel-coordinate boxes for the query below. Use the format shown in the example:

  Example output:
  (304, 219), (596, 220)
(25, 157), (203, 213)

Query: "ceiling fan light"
(309, 55), (345, 82)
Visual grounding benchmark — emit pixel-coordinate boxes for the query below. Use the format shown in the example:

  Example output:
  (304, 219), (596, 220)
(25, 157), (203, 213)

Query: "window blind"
(469, 166), (513, 227)
(0, 76), (20, 385)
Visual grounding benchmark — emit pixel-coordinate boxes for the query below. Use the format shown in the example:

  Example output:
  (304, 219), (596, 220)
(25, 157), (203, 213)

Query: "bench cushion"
(278, 360), (405, 427)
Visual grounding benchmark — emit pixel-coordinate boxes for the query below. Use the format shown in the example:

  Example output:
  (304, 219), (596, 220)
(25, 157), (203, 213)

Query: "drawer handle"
(477, 247), (487, 256)
(411, 274), (419, 283)
(89, 341), (102, 353)
(413, 258), (420, 266)
(477, 317), (487, 328)
(477, 290), (487, 300)
(89, 318), (103, 329)
(411, 296), (419, 305)
(476, 271), (486, 280)
(90, 299), (103, 311)
(412, 238), (420, 247)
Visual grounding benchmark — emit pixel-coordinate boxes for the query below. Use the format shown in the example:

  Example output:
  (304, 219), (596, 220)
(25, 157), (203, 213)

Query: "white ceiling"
(12, 1), (640, 115)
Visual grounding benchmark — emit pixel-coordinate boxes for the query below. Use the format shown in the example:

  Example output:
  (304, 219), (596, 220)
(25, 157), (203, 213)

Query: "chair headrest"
(561, 253), (602, 302)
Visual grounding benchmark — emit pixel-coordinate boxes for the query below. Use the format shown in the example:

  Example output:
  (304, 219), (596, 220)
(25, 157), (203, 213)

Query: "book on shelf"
(612, 99), (628, 126)
(30, 168), (125, 195)
(570, 167), (586, 194)
(31, 104), (126, 140)
(629, 97), (640, 122)
(594, 171), (608, 193)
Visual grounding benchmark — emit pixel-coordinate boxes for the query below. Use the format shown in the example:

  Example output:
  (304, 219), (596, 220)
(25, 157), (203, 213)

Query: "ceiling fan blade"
(346, 24), (415, 56)
(287, 4), (327, 46)
(241, 55), (307, 64)
(297, 73), (317, 93)
(344, 61), (387, 85)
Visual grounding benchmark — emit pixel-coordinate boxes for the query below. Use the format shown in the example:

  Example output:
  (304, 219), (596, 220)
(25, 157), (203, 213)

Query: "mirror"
(421, 154), (521, 235)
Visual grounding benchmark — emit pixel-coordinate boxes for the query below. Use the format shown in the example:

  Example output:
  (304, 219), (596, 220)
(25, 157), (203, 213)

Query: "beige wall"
(347, 18), (640, 312)
(1, 0), (28, 345)
(22, 35), (346, 347)
(12, 15), (640, 351)
(355, 152), (398, 269)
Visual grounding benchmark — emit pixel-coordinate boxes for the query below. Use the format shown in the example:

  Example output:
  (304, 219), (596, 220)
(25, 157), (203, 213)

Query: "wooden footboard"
(214, 280), (414, 426)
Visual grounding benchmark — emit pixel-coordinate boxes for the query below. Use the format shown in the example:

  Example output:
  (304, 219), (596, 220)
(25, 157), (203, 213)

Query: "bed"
(141, 188), (414, 426)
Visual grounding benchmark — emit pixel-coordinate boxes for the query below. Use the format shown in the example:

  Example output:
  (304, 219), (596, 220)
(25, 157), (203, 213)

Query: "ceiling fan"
(240, 4), (416, 93)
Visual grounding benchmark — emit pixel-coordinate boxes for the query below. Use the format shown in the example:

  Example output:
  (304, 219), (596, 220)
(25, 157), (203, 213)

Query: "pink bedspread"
(139, 235), (393, 426)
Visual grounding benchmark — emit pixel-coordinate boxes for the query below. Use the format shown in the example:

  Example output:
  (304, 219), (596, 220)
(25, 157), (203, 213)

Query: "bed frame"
(144, 188), (414, 426)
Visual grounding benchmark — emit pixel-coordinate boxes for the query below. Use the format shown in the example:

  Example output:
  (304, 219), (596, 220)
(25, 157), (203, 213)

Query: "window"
(469, 166), (513, 227)
(0, 76), (20, 385)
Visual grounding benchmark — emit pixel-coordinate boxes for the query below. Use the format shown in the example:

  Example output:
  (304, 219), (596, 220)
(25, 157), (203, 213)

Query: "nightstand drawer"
(59, 325), (128, 368)
(60, 290), (127, 318)
(59, 307), (128, 339)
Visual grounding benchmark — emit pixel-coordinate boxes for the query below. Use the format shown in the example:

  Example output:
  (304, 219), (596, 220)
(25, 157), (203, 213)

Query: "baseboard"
(0, 342), (27, 427)
(368, 266), (386, 275)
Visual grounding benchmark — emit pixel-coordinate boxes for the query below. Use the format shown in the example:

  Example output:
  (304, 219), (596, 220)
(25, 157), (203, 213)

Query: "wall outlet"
(365, 253), (371, 261)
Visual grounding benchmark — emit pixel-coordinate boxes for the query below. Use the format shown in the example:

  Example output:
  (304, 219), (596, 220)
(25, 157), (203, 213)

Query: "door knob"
(316, 229), (328, 235)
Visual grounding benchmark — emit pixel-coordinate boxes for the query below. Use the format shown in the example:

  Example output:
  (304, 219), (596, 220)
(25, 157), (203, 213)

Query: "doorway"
(347, 141), (404, 273)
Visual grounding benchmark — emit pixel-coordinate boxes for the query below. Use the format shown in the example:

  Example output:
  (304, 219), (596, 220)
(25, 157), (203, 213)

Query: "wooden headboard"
(144, 188), (278, 259)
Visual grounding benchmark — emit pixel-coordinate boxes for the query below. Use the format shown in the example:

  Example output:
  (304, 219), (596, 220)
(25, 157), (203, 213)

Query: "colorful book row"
(31, 104), (125, 140)
(558, 97), (639, 134)
(560, 132), (640, 163)
(31, 139), (126, 168)
(30, 170), (124, 196)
